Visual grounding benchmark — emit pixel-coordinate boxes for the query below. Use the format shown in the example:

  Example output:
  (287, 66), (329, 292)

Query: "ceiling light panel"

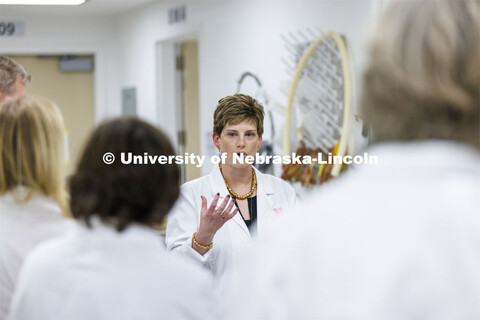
(0, 0), (86, 5)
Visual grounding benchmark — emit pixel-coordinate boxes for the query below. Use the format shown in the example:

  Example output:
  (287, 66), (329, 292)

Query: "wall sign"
(0, 21), (25, 37)
(122, 87), (137, 116)
(168, 6), (186, 24)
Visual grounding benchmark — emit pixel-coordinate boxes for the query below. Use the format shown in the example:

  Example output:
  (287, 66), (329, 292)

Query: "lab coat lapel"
(253, 167), (274, 235)
(209, 165), (250, 238)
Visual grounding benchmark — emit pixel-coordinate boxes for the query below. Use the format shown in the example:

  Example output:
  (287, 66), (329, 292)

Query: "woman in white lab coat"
(9, 118), (219, 320)
(165, 94), (297, 293)
(0, 96), (73, 320)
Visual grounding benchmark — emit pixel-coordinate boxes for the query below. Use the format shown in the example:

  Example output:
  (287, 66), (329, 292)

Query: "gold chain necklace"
(219, 164), (257, 200)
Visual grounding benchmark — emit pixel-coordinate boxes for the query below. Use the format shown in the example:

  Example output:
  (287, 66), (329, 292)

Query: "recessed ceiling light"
(0, 0), (86, 4)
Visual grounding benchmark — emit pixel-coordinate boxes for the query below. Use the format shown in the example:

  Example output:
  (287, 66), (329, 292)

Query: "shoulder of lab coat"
(0, 191), (74, 320)
(9, 220), (220, 320)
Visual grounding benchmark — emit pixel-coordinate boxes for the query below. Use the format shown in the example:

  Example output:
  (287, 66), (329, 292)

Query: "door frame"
(156, 32), (199, 182)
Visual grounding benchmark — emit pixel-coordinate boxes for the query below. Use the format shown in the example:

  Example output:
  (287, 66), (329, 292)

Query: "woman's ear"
(257, 136), (263, 152)
(213, 132), (221, 151)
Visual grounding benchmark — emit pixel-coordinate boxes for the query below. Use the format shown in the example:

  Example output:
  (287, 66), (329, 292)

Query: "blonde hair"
(0, 96), (67, 211)
(360, 0), (479, 149)
(213, 94), (264, 136)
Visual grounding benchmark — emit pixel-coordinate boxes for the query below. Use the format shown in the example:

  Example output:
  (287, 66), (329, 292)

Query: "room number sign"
(0, 21), (25, 37)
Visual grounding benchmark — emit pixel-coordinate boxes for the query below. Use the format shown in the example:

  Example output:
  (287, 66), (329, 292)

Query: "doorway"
(9, 55), (95, 176)
(179, 41), (200, 182)
(157, 38), (200, 183)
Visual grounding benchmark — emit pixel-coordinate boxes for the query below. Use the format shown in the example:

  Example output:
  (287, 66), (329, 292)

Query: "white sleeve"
(165, 186), (216, 270)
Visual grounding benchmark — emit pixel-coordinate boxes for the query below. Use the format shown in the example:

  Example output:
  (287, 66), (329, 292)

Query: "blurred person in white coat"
(0, 97), (73, 320)
(9, 118), (219, 320)
(166, 94), (297, 295)
(230, 1), (480, 319)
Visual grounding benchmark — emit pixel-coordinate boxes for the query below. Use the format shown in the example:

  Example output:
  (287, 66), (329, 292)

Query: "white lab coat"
(9, 218), (219, 320)
(0, 191), (73, 320)
(165, 165), (297, 294)
(231, 141), (480, 320)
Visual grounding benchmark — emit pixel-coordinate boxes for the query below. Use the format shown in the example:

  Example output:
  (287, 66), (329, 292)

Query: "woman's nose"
(237, 136), (246, 147)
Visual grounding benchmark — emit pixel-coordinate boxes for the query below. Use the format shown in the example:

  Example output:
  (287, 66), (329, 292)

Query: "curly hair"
(69, 117), (180, 232)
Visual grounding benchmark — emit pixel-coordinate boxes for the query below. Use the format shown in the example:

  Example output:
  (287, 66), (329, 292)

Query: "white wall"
(113, 0), (376, 174)
(1, 0), (377, 174)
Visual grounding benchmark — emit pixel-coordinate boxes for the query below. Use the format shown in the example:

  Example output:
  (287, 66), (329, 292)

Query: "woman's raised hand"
(193, 193), (238, 254)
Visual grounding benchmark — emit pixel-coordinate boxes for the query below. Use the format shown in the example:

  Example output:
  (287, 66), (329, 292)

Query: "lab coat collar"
(0, 187), (61, 213)
(208, 165), (275, 237)
(75, 216), (164, 249)
(208, 165), (274, 196)
(208, 164), (230, 198)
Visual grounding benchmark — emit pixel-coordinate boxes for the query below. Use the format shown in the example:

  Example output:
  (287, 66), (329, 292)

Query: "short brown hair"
(213, 94), (264, 136)
(0, 56), (31, 96)
(0, 96), (67, 210)
(69, 118), (180, 232)
(360, 0), (479, 149)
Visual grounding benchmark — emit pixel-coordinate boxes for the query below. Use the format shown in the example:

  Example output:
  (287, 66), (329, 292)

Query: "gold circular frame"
(284, 31), (352, 177)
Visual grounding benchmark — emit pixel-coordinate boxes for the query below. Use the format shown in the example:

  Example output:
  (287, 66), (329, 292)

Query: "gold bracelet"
(192, 232), (213, 250)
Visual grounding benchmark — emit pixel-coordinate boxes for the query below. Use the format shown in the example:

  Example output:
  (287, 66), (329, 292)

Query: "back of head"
(360, 0), (479, 149)
(0, 56), (31, 99)
(69, 117), (180, 232)
(213, 94), (265, 136)
(0, 96), (66, 207)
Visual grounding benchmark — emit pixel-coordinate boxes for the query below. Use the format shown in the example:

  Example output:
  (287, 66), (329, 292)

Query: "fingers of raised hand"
(224, 197), (236, 214)
(224, 207), (239, 221)
(200, 196), (208, 213)
(218, 197), (238, 221)
(204, 194), (237, 221)
(207, 193), (221, 214)
(214, 195), (231, 216)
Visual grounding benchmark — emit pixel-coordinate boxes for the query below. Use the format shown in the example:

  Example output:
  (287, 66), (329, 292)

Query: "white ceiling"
(0, 0), (159, 17)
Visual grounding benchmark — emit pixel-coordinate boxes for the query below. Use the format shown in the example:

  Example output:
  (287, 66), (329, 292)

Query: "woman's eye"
(229, 133), (236, 137)
(246, 133), (254, 137)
